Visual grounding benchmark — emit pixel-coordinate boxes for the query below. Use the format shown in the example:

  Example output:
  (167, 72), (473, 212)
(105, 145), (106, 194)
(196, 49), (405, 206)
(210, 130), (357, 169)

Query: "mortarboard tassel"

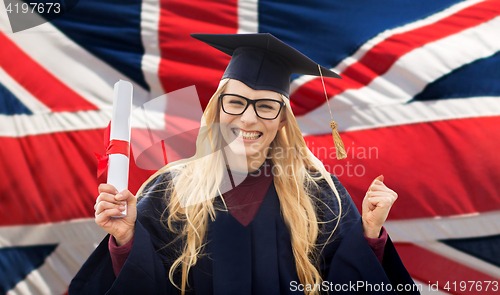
(330, 120), (347, 160)
(318, 65), (347, 160)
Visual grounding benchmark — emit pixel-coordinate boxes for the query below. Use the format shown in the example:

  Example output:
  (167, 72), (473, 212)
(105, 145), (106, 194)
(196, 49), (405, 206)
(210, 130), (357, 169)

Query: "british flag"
(1, 0), (499, 294)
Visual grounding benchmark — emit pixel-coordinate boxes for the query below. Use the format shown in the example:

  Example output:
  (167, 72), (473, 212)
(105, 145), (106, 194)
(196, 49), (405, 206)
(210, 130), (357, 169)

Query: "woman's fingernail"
(119, 206), (126, 211)
(116, 194), (122, 200)
(120, 201), (126, 205)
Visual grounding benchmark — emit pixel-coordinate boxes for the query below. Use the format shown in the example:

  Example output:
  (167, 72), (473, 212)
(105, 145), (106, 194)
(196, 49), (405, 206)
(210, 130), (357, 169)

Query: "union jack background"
(1, 0), (499, 294)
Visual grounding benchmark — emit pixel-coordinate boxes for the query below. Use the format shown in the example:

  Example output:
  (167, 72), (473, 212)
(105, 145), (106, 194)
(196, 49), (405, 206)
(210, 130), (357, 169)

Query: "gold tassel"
(330, 120), (347, 160)
(317, 64), (346, 160)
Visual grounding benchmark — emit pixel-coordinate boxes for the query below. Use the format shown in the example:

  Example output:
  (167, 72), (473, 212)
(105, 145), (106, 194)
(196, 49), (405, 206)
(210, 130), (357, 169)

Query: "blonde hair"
(137, 79), (342, 295)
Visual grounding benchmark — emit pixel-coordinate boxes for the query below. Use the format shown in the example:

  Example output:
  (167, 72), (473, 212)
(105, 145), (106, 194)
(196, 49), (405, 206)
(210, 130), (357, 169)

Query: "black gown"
(69, 173), (420, 294)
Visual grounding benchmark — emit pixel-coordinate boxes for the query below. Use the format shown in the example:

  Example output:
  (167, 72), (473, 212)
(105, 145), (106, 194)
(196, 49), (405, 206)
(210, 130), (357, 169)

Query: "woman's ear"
(278, 113), (287, 130)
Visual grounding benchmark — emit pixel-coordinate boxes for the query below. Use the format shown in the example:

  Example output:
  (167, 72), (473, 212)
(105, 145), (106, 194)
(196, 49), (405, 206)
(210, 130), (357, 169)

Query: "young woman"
(70, 34), (419, 295)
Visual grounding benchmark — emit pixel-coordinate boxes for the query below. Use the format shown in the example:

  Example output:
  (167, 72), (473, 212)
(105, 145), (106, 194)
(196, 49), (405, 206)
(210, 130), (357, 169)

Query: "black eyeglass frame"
(219, 93), (286, 120)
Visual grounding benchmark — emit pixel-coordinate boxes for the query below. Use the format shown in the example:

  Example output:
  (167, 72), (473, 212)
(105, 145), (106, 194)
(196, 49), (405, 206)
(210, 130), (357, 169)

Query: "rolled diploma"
(108, 80), (133, 217)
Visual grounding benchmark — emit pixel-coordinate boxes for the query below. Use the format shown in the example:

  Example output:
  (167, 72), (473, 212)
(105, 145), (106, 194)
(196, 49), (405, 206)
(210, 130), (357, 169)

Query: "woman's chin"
(225, 142), (261, 159)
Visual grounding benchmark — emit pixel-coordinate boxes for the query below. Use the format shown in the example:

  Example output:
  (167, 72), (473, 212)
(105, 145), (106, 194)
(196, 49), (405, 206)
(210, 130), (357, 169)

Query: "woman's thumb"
(369, 175), (384, 189)
(117, 189), (136, 205)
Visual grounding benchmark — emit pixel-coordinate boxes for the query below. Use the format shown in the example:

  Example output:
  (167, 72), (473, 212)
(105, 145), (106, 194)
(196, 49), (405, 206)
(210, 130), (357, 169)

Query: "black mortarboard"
(191, 33), (341, 97)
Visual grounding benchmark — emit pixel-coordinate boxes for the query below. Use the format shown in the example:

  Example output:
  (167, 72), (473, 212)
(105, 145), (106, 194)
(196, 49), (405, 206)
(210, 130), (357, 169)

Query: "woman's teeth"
(232, 129), (262, 139)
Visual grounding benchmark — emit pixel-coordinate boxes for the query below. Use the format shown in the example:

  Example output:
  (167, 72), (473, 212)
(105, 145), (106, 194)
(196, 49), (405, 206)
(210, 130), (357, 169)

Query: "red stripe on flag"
(395, 242), (500, 294)
(157, 0), (238, 108)
(291, 1), (500, 115)
(305, 115), (500, 219)
(0, 129), (154, 226)
(3, 117), (497, 224)
(0, 32), (98, 112)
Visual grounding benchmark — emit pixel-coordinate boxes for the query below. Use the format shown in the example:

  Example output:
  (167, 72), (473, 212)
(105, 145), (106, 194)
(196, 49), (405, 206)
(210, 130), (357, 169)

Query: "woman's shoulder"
(135, 171), (180, 243)
(310, 173), (359, 220)
(136, 171), (176, 216)
(309, 173), (349, 199)
(138, 171), (173, 199)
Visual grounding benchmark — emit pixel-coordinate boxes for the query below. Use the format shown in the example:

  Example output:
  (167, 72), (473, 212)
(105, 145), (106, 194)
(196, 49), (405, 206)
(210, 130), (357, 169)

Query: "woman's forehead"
(224, 79), (282, 100)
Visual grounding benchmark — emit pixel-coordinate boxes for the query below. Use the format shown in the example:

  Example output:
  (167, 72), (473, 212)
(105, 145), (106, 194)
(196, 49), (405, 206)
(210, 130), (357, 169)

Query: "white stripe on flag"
(0, 110), (112, 137)
(298, 96), (500, 135)
(0, 106), (166, 137)
(384, 210), (500, 242)
(237, 0), (259, 34)
(140, 0), (165, 100)
(0, 218), (106, 247)
(0, 67), (51, 114)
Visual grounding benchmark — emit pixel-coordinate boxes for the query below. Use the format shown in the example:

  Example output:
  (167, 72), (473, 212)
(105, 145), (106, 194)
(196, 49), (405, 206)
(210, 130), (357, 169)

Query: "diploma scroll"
(108, 80), (133, 217)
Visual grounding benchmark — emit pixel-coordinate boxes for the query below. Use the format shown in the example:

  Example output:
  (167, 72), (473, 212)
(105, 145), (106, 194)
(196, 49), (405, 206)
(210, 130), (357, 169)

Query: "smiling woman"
(69, 33), (420, 295)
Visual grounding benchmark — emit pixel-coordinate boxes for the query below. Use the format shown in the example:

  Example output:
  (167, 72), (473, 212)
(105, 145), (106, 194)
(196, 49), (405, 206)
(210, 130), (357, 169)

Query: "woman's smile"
(231, 128), (263, 141)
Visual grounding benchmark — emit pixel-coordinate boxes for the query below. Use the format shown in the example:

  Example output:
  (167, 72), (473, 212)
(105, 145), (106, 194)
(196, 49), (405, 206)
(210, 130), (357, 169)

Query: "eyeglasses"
(220, 93), (285, 120)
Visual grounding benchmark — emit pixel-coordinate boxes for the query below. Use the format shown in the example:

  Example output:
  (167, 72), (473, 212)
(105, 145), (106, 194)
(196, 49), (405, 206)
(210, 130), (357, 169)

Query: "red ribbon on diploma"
(94, 122), (130, 177)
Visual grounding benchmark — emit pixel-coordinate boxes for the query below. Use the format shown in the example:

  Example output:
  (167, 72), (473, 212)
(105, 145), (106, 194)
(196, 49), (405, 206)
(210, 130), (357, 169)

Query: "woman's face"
(219, 79), (287, 164)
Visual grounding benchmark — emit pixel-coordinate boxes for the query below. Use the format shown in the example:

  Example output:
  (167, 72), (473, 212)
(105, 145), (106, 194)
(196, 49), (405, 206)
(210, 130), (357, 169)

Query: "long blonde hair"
(137, 79), (342, 294)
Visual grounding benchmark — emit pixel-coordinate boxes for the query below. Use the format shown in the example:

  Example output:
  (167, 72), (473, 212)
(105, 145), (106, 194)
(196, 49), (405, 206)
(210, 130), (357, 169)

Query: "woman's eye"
(229, 100), (245, 105)
(258, 104), (275, 110)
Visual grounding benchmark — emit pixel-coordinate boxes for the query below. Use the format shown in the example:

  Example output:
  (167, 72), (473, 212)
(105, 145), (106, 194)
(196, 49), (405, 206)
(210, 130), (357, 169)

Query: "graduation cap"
(191, 33), (341, 97)
(191, 33), (347, 159)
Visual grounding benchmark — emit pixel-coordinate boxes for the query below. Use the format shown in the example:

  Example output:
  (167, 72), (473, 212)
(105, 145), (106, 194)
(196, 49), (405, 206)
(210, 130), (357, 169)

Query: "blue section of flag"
(413, 50), (500, 101)
(441, 235), (500, 268)
(49, 0), (149, 91)
(60, 0), (80, 11)
(258, 0), (462, 81)
(0, 244), (57, 294)
(0, 84), (32, 115)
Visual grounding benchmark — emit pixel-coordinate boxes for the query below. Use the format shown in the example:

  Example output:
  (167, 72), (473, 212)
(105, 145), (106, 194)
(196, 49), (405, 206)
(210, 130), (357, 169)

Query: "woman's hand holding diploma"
(95, 184), (137, 246)
(93, 80), (135, 245)
(361, 175), (398, 239)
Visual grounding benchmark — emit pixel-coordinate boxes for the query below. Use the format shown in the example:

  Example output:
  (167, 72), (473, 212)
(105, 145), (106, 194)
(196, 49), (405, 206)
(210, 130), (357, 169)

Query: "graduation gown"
(69, 173), (420, 294)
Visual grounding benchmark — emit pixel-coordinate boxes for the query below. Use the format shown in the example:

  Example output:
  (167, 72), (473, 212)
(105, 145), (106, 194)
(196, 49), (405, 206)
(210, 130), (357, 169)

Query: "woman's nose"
(240, 104), (258, 125)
